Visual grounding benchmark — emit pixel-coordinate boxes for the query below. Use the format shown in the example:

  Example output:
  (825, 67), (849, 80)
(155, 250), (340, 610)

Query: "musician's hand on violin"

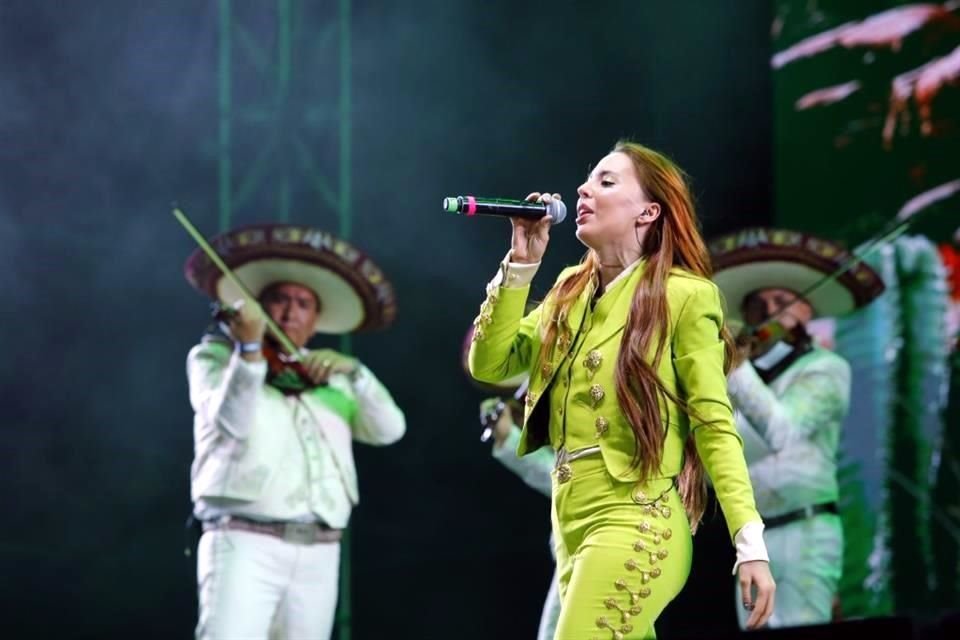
(227, 301), (267, 360)
(303, 349), (359, 385)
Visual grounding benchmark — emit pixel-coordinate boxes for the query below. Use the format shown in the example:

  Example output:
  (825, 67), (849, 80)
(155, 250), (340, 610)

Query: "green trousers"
(551, 452), (693, 639)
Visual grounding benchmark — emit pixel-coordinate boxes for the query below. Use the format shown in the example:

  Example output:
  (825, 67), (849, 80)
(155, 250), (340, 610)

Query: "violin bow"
(172, 206), (302, 359)
(746, 204), (941, 336)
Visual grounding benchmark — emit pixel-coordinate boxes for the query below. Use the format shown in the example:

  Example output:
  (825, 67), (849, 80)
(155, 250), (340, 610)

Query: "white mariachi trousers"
(537, 566), (561, 640)
(195, 529), (341, 640)
(735, 513), (843, 629)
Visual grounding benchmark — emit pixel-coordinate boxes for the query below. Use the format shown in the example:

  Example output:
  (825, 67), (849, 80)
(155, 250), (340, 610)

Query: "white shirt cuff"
(489, 250), (540, 289)
(732, 520), (769, 575)
(726, 360), (753, 397)
(231, 349), (269, 378)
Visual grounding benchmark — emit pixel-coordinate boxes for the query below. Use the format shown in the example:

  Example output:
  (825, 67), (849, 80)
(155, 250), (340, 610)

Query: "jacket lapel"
(579, 260), (647, 354)
(520, 272), (596, 450)
(532, 272), (595, 389)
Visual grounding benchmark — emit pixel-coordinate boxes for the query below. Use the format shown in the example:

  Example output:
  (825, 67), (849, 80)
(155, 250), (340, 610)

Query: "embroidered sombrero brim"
(708, 227), (886, 327)
(184, 223), (396, 334)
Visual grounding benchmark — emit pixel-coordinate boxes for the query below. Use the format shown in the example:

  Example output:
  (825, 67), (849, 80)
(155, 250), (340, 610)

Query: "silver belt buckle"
(283, 522), (317, 544)
(555, 447), (572, 483)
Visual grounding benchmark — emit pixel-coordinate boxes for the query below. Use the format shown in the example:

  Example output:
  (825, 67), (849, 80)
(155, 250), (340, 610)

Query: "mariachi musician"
(707, 227), (886, 629)
(461, 324), (561, 640)
(179, 216), (406, 640)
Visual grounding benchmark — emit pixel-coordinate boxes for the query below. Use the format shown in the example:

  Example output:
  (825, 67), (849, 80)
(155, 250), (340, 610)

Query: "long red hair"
(537, 141), (738, 532)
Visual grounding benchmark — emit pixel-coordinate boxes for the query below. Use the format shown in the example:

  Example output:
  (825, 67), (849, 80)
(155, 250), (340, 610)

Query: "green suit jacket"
(468, 260), (761, 539)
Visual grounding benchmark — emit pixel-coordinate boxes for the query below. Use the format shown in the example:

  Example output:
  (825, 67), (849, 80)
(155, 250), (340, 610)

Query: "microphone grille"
(547, 199), (567, 225)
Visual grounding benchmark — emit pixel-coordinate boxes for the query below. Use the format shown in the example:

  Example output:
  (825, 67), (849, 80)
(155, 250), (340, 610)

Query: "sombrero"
(708, 227), (886, 327)
(184, 223), (397, 334)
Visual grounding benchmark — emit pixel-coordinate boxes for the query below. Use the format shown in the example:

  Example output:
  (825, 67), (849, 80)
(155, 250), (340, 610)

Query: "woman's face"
(575, 151), (651, 250)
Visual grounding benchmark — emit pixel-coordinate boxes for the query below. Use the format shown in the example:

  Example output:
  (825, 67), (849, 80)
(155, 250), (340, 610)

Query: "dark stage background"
(0, 1), (774, 638)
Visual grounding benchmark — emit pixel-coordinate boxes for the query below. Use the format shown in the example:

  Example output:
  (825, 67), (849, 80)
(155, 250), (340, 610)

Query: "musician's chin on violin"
(213, 281), (362, 392)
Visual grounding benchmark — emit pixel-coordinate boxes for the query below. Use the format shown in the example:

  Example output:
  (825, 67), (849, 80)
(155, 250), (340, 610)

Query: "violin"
(211, 302), (322, 395)
(737, 294), (814, 383)
(738, 318), (814, 383)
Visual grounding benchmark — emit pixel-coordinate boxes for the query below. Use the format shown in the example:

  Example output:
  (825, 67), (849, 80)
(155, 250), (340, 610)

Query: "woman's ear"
(637, 203), (661, 225)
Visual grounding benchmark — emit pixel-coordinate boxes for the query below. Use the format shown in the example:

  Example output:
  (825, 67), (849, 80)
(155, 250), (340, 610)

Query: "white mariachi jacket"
(492, 426), (554, 498)
(727, 345), (851, 519)
(187, 338), (406, 529)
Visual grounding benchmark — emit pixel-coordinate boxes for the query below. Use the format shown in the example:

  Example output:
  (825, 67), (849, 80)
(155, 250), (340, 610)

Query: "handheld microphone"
(479, 378), (530, 443)
(479, 401), (506, 444)
(443, 195), (567, 225)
